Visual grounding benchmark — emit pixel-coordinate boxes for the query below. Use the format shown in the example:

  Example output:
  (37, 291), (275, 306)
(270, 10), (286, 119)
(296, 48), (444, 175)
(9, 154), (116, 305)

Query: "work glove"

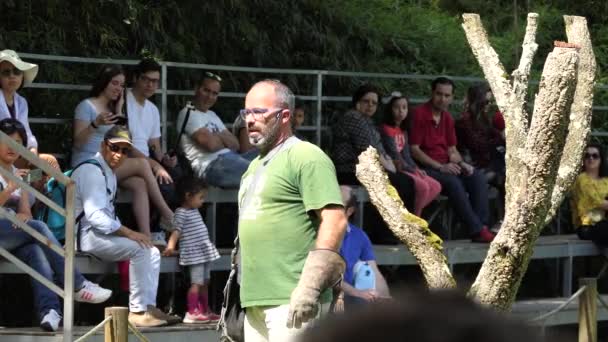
(286, 249), (345, 329)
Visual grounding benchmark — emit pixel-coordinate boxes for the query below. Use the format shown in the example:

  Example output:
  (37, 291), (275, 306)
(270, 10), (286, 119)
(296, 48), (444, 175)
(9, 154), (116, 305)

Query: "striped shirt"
(175, 207), (220, 266)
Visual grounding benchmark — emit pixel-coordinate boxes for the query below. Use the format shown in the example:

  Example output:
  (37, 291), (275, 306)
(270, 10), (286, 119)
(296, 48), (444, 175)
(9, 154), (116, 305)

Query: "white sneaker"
(75, 280), (112, 304)
(40, 309), (62, 331)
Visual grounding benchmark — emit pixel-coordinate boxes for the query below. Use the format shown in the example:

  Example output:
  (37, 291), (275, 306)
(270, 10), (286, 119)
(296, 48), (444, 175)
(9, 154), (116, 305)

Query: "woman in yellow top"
(571, 143), (608, 244)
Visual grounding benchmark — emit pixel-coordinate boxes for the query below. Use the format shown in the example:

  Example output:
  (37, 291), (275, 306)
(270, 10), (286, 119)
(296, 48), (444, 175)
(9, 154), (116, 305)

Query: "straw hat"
(0, 50), (38, 86)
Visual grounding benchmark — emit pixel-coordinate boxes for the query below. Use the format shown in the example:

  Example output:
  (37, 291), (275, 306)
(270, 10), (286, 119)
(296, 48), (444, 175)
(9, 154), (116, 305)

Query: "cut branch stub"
(355, 147), (455, 289)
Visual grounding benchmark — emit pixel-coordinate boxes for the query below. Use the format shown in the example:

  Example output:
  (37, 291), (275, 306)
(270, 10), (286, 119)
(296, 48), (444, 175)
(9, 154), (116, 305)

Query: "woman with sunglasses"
(0, 118), (112, 331)
(571, 143), (608, 245)
(71, 65), (175, 240)
(0, 50), (59, 170)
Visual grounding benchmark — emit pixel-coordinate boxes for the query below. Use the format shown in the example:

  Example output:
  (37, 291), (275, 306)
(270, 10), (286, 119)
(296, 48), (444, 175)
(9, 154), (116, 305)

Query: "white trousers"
(80, 230), (160, 312)
(244, 303), (328, 342)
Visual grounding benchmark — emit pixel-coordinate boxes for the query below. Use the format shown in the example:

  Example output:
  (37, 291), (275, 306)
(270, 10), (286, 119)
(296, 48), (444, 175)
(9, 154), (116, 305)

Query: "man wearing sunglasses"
(72, 126), (174, 327)
(176, 72), (255, 188)
(236, 80), (346, 341)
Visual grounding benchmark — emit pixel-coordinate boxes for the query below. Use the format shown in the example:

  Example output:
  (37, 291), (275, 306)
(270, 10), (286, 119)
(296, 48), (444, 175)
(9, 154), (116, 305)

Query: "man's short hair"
(344, 188), (358, 210)
(196, 71), (222, 89)
(431, 77), (455, 92)
(133, 58), (161, 78)
(254, 79), (295, 113)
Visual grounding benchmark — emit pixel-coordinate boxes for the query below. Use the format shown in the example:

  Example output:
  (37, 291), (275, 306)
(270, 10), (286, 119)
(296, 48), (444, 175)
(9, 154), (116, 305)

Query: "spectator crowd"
(0, 49), (596, 342)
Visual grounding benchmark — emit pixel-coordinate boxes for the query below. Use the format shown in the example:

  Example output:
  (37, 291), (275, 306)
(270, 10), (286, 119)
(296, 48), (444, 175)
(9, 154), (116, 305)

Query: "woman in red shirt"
(456, 83), (505, 186)
(380, 93), (441, 216)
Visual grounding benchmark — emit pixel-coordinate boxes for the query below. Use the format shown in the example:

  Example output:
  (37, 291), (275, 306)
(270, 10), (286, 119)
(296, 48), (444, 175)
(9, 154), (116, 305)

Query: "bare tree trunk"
(462, 14), (596, 310)
(469, 47), (579, 310)
(356, 148), (456, 288)
(544, 16), (597, 224)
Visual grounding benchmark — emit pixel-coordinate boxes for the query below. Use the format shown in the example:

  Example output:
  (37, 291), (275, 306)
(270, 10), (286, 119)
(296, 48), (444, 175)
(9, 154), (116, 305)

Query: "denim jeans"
(204, 151), (254, 189)
(424, 168), (489, 235)
(0, 219), (86, 319)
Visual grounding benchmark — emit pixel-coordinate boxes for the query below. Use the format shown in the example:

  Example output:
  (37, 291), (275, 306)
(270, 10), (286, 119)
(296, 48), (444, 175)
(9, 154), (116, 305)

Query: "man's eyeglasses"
(584, 152), (600, 160)
(105, 141), (131, 154)
(239, 108), (283, 121)
(139, 75), (160, 85)
(0, 68), (23, 78)
(205, 71), (222, 82)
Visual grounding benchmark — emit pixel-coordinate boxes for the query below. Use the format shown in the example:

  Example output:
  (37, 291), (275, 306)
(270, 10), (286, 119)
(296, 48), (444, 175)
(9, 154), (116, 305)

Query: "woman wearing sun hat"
(0, 50), (39, 152)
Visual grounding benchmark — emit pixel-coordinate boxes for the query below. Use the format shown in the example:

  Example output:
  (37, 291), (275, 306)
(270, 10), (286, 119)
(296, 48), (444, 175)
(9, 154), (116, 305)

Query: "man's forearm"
(315, 206), (347, 251)
(219, 131), (239, 151)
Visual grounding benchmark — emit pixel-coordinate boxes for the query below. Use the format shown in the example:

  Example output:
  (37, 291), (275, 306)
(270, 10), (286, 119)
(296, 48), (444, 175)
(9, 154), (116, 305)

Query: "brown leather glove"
(286, 249), (345, 329)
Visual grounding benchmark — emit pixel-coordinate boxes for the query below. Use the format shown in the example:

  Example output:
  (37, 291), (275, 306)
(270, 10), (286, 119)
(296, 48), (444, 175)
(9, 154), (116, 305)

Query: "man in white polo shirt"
(176, 72), (255, 188)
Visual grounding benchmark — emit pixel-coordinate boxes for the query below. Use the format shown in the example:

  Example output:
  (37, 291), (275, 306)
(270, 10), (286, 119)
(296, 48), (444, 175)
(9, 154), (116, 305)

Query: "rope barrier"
(528, 285), (588, 322)
(597, 257), (608, 279)
(128, 321), (151, 342)
(597, 293), (608, 311)
(73, 315), (113, 342)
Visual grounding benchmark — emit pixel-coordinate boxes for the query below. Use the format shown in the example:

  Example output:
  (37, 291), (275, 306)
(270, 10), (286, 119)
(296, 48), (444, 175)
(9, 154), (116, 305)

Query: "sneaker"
(183, 311), (210, 324)
(151, 231), (167, 247)
(128, 311), (167, 327)
(471, 226), (496, 243)
(147, 305), (181, 325)
(40, 309), (62, 332)
(75, 280), (112, 304)
(204, 312), (221, 322)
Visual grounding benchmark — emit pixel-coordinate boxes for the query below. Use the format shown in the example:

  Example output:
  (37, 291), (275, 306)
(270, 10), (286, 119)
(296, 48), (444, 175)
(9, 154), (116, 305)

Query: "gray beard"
(250, 120), (281, 154)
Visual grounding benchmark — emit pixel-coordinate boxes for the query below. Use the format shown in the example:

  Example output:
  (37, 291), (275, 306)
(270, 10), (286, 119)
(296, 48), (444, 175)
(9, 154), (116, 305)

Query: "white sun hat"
(0, 50), (39, 86)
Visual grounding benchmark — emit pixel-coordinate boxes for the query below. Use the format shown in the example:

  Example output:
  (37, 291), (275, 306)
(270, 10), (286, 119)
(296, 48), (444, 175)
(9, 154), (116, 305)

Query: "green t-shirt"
(238, 140), (343, 308)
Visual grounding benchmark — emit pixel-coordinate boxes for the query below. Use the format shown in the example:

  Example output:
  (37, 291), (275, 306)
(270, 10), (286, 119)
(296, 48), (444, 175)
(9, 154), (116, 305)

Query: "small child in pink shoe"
(163, 177), (220, 323)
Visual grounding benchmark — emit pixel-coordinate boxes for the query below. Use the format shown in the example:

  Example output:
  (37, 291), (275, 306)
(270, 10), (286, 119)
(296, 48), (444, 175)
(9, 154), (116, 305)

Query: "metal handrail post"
(63, 181), (76, 342)
(315, 72), (323, 146)
(161, 63), (168, 152)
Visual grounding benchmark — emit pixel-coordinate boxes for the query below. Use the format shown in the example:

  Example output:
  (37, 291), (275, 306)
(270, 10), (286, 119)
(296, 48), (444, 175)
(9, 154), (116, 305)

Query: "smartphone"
(23, 169), (43, 183)
(114, 115), (128, 126)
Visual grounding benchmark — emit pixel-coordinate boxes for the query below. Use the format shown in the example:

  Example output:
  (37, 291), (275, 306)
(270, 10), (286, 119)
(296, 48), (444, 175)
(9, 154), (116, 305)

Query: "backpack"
(36, 159), (107, 243)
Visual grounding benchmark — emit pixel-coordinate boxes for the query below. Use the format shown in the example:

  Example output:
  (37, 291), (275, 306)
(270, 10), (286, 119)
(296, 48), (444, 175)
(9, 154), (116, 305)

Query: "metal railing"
(17, 52), (608, 154)
(0, 130), (76, 342)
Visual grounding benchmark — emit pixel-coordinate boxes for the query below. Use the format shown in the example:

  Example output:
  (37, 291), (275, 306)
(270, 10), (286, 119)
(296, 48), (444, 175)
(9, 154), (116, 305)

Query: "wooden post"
(105, 307), (129, 342)
(578, 278), (597, 342)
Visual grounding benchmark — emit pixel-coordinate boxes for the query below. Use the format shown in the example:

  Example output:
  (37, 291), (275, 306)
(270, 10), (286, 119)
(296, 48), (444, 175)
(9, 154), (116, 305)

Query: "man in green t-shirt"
(238, 79), (347, 341)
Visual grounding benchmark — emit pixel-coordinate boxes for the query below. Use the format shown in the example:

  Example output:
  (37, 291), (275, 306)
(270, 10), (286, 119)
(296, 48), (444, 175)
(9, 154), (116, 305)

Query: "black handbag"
(218, 237), (245, 342)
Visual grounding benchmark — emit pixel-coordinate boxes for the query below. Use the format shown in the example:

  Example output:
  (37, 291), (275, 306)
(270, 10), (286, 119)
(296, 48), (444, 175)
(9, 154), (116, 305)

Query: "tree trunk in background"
(356, 148), (456, 289)
(462, 14), (596, 311)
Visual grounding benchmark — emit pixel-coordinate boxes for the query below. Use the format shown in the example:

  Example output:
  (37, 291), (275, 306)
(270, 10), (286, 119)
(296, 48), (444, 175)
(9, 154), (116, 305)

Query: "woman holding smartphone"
(72, 65), (175, 239)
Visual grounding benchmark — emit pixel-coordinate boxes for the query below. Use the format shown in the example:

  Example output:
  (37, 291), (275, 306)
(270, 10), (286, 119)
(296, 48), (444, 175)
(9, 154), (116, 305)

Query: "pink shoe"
(183, 311), (210, 324)
(203, 312), (221, 322)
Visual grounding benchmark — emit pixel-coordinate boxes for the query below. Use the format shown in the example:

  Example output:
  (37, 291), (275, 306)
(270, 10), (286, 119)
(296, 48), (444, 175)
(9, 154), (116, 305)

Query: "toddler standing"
(163, 177), (220, 323)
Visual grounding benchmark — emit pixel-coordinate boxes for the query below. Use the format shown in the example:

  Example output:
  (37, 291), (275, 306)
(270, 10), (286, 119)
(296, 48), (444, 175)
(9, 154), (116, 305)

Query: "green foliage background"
(0, 0), (605, 152)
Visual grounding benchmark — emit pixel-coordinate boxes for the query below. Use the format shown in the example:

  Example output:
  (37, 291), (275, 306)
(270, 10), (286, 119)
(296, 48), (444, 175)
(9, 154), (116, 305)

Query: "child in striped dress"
(163, 177), (220, 323)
